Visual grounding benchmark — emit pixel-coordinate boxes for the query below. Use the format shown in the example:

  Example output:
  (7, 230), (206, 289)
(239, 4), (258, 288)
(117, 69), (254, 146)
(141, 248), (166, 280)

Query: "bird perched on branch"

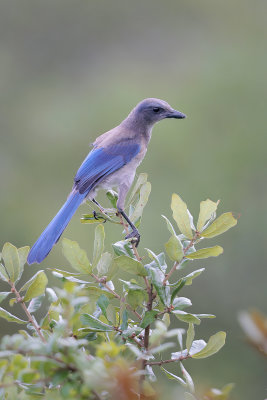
(27, 98), (186, 264)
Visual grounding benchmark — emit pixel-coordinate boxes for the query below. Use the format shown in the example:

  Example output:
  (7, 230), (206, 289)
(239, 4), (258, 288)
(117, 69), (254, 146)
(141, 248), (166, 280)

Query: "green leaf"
(170, 279), (186, 302)
(127, 289), (144, 310)
(114, 255), (147, 277)
(140, 310), (158, 328)
(120, 279), (144, 291)
(18, 246), (30, 268)
(97, 295), (109, 319)
(189, 340), (207, 355)
(183, 268), (205, 285)
(127, 173), (148, 205)
(201, 212), (237, 238)
(161, 215), (177, 236)
(93, 224), (105, 268)
(148, 267), (170, 306)
(171, 194), (193, 239)
(0, 307), (27, 324)
(48, 268), (81, 277)
(172, 297), (192, 310)
(171, 269), (205, 295)
(41, 309), (59, 329)
(45, 288), (58, 303)
(0, 263), (9, 281)
(0, 292), (10, 304)
(162, 313), (170, 327)
(2, 242), (20, 283)
(180, 363), (195, 393)
(80, 314), (113, 331)
(173, 311), (201, 325)
(27, 295), (45, 313)
(161, 367), (186, 386)
(62, 238), (92, 274)
(195, 313), (216, 319)
(172, 339), (206, 359)
(52, 273), (91, 284)
(145, 250), (168, 273)
(87, 286), (115, 301)
(9, 298), (16, 307)
(20, 369), (40, 383)
(192, 331), (226, 359)
(106, 261), (119, 281)
(122, 327), (143, 340)
(165, 235), (184, 262)
(186, 246), (223, 259)
(197, 199), (219, 231)
(81, 213), (107, 224)
(96, 252), (113, 276)
(121, 309), (128, 331)
(186, 323), (195, 353)
(106, 190), (118, 208)
(130, 182), (151, 223)
(112, 240), (134, 258)
(23, 270), (48, 302)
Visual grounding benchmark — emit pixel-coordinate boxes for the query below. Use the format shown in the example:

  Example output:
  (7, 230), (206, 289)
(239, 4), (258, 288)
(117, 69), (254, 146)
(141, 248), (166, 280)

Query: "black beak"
(166, 109), (186, 119)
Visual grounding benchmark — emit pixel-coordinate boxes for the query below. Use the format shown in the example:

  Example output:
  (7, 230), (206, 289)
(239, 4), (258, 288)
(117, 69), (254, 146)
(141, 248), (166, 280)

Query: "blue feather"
(74, 144), (140, 194)
(27, 190), (85, 264)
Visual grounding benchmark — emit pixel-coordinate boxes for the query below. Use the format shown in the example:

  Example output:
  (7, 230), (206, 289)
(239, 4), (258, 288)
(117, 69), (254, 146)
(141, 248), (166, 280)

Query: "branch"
(144, 283), (154, 351)
(10, 282), (46, 343)
(162, 261), (179, 286)
(146, 354), (192, 366)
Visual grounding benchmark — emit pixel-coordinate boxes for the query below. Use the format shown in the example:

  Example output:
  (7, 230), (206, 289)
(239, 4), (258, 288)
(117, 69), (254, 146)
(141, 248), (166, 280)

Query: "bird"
(27, 98), (186, 264)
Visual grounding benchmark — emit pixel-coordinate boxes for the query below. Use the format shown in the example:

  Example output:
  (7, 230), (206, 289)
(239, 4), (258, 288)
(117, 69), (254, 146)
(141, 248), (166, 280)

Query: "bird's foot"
(125, 229), (140, 247)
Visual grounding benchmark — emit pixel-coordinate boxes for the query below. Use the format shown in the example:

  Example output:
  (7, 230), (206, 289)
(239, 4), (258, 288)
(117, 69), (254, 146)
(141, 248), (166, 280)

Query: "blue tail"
(27, 190), (86, 264)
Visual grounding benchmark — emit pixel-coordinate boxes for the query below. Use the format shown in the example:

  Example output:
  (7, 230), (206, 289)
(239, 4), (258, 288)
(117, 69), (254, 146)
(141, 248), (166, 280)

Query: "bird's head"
(130, 98), (186, 126)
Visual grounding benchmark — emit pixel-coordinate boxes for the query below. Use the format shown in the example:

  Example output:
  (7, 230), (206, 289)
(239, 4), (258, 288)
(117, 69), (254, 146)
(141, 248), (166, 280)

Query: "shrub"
(0, 174), (237, 399)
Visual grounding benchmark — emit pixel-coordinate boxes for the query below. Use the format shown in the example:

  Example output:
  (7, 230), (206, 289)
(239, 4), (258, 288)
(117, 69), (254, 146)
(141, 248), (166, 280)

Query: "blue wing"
(74, 142), (141, 194)
(27, 140), (140, 264)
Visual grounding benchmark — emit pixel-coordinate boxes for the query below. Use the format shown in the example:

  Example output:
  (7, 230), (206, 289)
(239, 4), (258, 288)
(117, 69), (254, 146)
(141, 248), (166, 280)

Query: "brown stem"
(141, 282), (154, 385)
(162, 261), (179, 286)
(91, 272), (142, 320)
(119, 213), (128, 231)
(144, 283), (153, 351)
(146, 354), (191, 366)
(10, 282), (46, 343)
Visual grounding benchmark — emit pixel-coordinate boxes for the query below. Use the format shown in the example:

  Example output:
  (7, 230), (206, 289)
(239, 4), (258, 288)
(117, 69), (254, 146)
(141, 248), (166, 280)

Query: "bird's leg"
(117, 182), (140, 246)
(92, 198), (105, 213)
(92, 198), (117, 215)
(117, 208), (140, 247)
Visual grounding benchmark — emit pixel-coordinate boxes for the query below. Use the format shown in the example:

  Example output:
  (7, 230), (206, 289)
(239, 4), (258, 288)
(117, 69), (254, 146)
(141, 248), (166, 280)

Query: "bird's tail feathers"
(27, 190), (85, 264)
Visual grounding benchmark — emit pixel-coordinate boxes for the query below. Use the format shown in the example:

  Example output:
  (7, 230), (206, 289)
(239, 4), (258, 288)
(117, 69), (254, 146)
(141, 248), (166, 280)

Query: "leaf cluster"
(0, 176), (237, 399)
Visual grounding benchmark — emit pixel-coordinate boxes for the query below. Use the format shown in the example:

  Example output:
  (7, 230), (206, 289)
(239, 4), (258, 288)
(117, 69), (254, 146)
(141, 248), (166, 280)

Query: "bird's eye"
(153, 107), (160, 113)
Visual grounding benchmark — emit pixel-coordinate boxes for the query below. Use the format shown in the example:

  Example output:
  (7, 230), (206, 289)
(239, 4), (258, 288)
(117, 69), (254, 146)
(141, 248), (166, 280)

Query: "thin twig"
(144, 284), (153, 351)
(10, 283), (46, 343)
(146, 354), (191, 366)
(141, 282), (154, 385)
(162, 261), (179, 286)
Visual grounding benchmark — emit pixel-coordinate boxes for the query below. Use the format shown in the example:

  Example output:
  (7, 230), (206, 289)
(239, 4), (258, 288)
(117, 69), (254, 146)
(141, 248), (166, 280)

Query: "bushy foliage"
(0, 174), (237, 399)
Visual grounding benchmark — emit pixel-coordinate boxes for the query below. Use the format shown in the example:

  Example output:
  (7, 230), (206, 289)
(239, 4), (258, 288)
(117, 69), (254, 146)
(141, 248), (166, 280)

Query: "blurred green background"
(0, 0), (266, 398)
